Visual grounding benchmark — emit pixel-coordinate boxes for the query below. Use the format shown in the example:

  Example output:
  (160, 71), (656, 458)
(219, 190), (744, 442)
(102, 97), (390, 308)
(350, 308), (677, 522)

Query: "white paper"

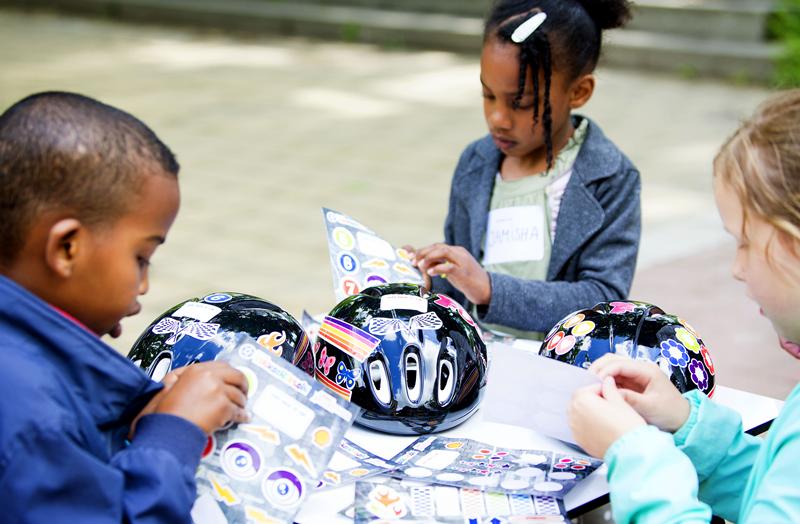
(482, 205), (545, 265)
(482, 346), (600, 445)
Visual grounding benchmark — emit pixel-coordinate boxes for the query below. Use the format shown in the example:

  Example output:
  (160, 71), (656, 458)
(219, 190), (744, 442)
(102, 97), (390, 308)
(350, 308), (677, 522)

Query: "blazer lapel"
(467, 140), (501, 258)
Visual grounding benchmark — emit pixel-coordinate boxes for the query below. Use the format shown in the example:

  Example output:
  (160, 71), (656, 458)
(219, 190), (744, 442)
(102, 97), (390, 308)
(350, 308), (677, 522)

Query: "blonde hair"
(714, 89), (800, 250)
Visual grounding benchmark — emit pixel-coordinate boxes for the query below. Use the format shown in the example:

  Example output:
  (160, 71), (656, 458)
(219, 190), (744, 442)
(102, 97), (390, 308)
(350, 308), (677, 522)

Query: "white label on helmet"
(380, 294), (427, 313)
(253, 385), (314, 440)
(172, 301), (221, 322)
(356, 231), (396, 260)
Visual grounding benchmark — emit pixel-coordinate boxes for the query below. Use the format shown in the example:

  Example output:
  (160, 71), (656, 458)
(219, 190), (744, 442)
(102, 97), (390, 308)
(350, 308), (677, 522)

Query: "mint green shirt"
(480, 119), (588, 339)
(605, 384), (800, 522)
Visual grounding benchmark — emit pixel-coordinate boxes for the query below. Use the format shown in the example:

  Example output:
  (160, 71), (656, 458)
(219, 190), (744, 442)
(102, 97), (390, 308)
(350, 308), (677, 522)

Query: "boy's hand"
(129, 367), (187, 439)
(568, 377), (646, 458)
(590, 354), (691, 433)
(154, 361), (250, 434)
(411, 243), (491, 305)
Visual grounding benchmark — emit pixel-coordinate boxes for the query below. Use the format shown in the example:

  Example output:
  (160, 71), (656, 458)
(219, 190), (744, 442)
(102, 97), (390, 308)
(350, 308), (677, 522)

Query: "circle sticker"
(201, 434), (216, 460)
(571, 321), (596, 337)
(262, 469), (304, 507)
(338, 253), (359, 273)
(444, 442), (464, 450)
(236, 366), (258, 398)
(221, 440), (262, 480)
(562, 313), (585, 330)
(332, 227), (356, 250)
(555, 335), (576, 356)
(341, 278), (360, 297)
(312, 427), (332, 449)
(203, 293), (232, 304)
(546, 331), (565, 351)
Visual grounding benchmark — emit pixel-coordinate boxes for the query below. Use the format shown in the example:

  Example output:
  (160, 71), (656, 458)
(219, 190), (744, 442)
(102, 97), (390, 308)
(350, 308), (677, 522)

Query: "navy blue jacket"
(0, 275), (206, 523)
(433, 117), (641, 333)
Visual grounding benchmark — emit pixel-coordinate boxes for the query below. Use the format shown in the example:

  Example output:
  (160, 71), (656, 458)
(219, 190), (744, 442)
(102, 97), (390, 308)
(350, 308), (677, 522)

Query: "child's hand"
(153, 361), (250, 434)
(411, 243), (491, 305)
(569, 377), (646, 458)
(590, 354), (691, 433)
(402, 244), (432, 290)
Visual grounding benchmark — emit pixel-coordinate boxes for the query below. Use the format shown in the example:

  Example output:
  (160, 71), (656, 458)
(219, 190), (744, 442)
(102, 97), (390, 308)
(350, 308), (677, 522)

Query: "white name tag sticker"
(482, 205), (545, 265)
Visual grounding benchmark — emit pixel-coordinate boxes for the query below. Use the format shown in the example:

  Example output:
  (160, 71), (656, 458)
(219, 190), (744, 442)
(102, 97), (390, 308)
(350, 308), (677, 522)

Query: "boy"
(0, 92), (249, 522)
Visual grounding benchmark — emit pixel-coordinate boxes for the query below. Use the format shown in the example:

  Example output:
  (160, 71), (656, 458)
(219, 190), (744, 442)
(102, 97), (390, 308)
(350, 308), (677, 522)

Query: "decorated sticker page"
(390, 436), (601, 498)
(191, 332), (361, 524)
(316, 438), (400, 490)
(323, 207), (424, 302)
(354, 477), (568, 523)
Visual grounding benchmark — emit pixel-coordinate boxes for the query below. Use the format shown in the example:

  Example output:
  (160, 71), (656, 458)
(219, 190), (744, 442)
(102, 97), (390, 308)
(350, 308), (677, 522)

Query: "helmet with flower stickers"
(540, 301), (716, 396)
(128, 292), (314, 381)
(314, 283), (487, 435)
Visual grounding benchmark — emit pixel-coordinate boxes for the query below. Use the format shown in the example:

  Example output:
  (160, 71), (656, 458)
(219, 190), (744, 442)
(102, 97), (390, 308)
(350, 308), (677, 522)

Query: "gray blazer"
(432, 116), (641, 333)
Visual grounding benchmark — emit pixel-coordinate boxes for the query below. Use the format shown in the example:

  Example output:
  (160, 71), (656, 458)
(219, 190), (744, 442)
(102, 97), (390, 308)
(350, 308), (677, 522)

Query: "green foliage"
(772, 0), (800, 87)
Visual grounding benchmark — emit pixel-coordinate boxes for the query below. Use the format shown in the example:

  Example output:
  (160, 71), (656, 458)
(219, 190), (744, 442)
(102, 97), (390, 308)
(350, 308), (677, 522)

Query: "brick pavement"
(1, 9), (796, 401)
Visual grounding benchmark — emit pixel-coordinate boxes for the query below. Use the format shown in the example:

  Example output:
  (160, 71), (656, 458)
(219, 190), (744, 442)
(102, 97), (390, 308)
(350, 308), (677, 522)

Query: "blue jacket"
(605, 386), (800, 523)
(0, 275), (206, 523)
(432, 116), (641, 333)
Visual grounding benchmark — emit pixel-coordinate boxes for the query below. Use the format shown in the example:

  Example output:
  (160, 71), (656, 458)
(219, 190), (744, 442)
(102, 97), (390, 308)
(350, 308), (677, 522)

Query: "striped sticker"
(319, 316), (380, 362)
(315, 368), (353, 401)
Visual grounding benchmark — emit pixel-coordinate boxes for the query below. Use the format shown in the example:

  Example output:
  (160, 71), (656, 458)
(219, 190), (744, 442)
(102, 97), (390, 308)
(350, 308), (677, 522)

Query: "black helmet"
(128, 292), (314, 380)
(540, 301), (716, 396)
(314, 283), (488, 435)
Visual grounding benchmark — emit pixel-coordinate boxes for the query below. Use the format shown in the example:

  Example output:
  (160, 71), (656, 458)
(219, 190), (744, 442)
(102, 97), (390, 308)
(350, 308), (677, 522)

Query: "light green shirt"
(480, 119), (589, 340)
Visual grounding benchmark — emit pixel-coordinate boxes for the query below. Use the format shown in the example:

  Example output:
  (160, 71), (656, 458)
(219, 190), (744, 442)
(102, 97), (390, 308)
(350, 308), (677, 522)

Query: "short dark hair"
(0, 91), (179, 265)
(485, 0), (632, 168)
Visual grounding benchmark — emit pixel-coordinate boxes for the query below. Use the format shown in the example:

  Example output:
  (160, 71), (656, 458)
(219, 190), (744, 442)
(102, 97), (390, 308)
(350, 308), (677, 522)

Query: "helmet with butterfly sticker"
(313, 283), (488, 435)
(128, 292), (314, 381)
(540, 301), (716, 396)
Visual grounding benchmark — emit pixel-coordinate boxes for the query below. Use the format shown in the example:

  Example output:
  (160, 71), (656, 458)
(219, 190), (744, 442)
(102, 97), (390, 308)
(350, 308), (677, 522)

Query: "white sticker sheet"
(390, 436), (601, 498)
(353, 477), (568, 523)
(191, 333), (361, 524)
(315, 438), (400, 490)
(323, 208), (424, 302)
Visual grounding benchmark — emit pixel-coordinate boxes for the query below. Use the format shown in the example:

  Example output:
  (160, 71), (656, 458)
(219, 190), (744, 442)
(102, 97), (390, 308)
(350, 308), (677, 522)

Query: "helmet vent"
(437, 359), (456, 406)
(405, 352), (422, 404)
(149, 351), (173, 382)
(368, 359), (392, 407)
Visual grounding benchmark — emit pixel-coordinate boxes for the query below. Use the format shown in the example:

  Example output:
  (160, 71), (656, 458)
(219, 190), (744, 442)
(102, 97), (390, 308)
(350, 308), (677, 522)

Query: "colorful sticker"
(445, 442), (464, 450)
(338, 252), (359, 273)
(151, 318), (219, 345)
(660, 340), (690, 368)
(546, 331), (564, 351)
(241, 424), (281, 445)
(433, 294), (481, 333)
(363, 258), (389, 270)
(221, 440), (262, 480)
(562, 313), (584, 330)
(257, 331), (287, 357)
(317, 346), (336, 375)
(261, 468), (305, 508)
(393, 262), (416, 276)
(332, 227), (356, 251)
(340, 278), (361, 297)
(350, 468), (369, 477)
(236, 366), (259, 398)
(688, 359), (709, 390)
(571, 321), (596, 337)
(210, 474), (241, 506)
(364, 274), (388, 288)
(244, 505), (281, 524)
(675, 328), (701, 353)
(679, 317), (700, 337)
(555, 334), (576, 356)
(335, 361), (360, 390)
(203, 293), (232, 304)
(286, 444), (316, 476)
(366, 485), (408, 519)
(608, 301), (636, 314)
(312, 427), (332, 449)
(319, 316), (380, 362)
(700, 345), (715, 375)
(316, 368), (353, 401)
(396, 248), (413, 261)
(202, 434), (216, 460)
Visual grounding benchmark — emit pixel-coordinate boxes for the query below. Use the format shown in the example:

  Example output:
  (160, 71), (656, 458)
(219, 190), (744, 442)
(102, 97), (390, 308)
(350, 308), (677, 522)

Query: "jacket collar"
(0, 275), (160, 427)
(466, 116), (621, 279)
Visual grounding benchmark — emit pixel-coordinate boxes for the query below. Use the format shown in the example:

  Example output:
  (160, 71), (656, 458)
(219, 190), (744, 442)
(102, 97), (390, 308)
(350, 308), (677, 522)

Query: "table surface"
(295, 343), (785, 522)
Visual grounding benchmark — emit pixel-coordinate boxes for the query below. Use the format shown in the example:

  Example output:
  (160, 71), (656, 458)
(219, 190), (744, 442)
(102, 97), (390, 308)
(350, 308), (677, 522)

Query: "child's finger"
(588, 353), (629, 375)
(601, 376), (624, 403)
(426, 259), (455, 277)
(226, 384), (249, 409)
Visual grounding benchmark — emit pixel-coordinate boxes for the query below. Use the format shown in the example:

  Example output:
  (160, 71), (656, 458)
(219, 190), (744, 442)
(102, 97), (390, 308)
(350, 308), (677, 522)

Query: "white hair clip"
(511, 12), (547, 43)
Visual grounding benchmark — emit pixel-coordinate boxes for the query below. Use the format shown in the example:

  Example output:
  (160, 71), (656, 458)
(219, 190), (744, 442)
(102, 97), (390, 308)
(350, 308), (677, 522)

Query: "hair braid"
(541, 36), (554, 169)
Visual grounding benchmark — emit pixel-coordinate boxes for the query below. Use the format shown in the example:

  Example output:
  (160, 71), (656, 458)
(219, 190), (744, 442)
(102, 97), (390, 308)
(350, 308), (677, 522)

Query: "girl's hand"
(569, 377), (647, 458)
(402, 244), (431, 290)
(411, 243), (491, 305)
(590, 354), (691, 433)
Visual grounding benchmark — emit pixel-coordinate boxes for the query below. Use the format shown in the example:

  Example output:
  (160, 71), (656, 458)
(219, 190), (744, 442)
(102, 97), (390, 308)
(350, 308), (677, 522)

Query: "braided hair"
(485, 0), (632, 169)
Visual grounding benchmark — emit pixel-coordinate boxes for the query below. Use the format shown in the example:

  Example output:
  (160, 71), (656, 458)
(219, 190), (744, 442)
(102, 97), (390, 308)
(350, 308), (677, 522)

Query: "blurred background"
(1, 1), (799, 399)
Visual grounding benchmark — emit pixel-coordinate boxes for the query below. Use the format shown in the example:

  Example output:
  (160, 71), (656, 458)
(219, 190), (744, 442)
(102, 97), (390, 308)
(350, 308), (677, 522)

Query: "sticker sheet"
(323, 207), (424, 302)
(316, 438), (400, 490)
(192, 333), (361, 524)
(390, 437), (601, 497)
(353, 477), (568, 523)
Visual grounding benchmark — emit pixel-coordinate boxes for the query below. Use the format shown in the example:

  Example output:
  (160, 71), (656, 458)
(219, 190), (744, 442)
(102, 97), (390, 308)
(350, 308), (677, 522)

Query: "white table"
(295, 343), (784, 522)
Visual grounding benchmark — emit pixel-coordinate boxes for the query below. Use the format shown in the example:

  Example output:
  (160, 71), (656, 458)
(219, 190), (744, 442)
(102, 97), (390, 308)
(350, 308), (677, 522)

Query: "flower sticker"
(700, 345), (715, 375)
(675, 328), (701, 353)
(688, 359), (709, 390)
(659, 339), (689, 368)
(562, 313), (585, 330)
(555, 334), (576, 355)
(609, 302), (636, 314)
(546, 331), (565, 351)
(572, 321), (596, 337)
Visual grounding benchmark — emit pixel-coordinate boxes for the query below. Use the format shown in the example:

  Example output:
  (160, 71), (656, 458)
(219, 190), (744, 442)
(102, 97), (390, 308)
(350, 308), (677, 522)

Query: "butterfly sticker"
(318, 346), (336, 375)
(335, 361), (360, 390)
(368, 312), (443, 337)
(151, 318), (220, 345)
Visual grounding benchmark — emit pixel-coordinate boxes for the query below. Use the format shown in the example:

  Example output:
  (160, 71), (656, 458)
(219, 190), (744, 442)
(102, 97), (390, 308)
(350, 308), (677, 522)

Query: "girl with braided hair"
(411, 0), (640, 338)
